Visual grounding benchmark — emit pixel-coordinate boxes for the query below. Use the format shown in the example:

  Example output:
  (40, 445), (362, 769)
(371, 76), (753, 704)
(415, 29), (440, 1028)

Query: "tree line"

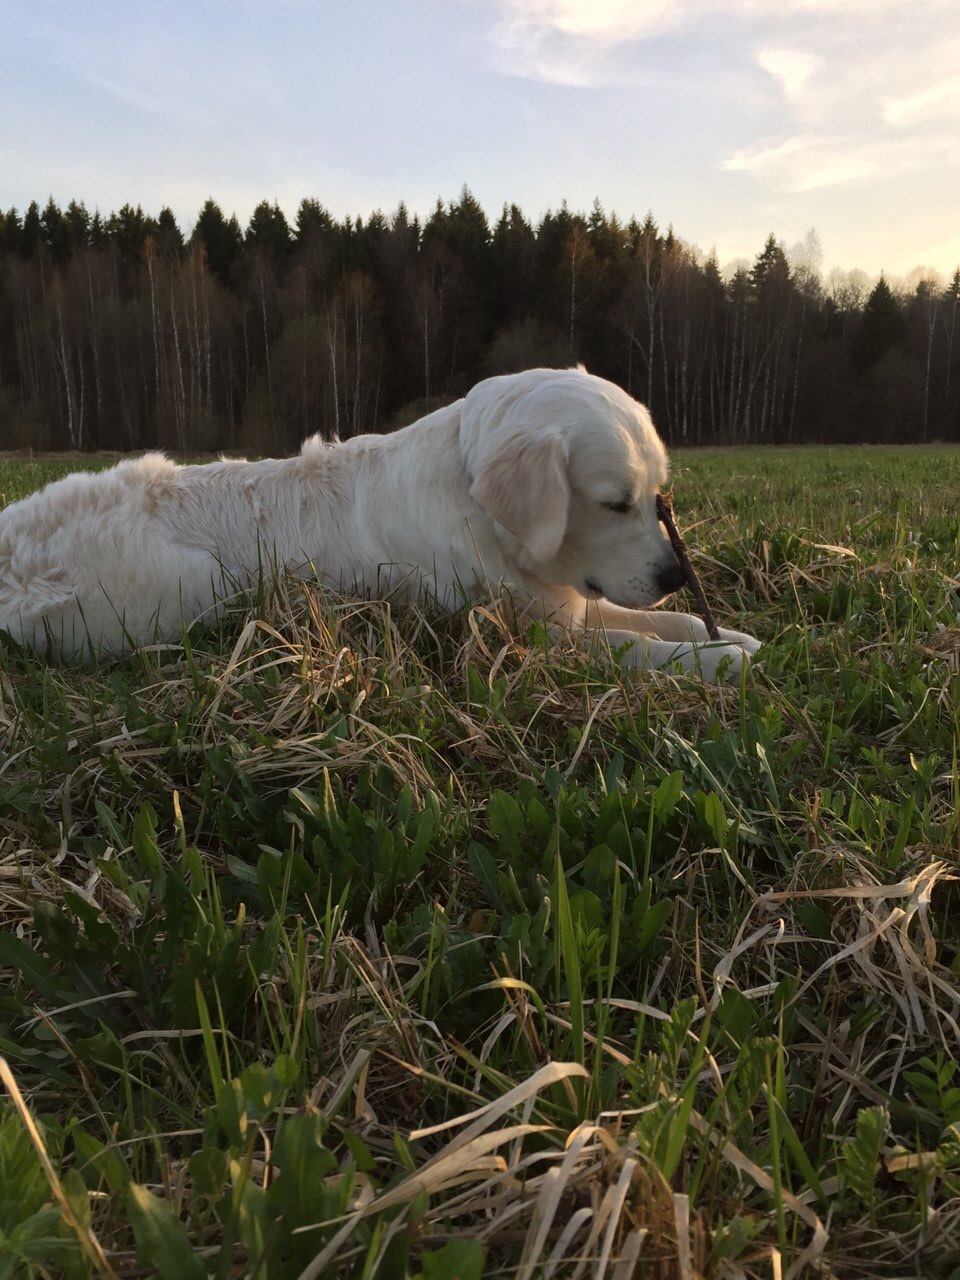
(1, 190), (958, 453)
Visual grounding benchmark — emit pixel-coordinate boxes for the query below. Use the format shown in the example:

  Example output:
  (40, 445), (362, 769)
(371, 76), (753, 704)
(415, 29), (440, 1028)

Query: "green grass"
(1, 444), (959, 1278)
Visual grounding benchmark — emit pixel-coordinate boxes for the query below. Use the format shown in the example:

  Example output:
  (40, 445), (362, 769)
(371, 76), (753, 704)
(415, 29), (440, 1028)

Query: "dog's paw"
(715, 626), (762, 656)
(697, 641), (756, 682)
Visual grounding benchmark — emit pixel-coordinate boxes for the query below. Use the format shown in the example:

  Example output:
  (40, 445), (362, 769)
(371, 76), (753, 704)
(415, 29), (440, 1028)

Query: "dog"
(0, 367), (760, 678)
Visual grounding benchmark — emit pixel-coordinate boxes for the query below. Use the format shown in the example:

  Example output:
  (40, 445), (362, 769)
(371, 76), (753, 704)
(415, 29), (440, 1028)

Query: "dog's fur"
(0, 367), (760, 678)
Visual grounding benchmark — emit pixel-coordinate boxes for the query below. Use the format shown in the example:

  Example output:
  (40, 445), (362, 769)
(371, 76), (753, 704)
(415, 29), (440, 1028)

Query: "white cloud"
(489, 0), (679, 57)
(723, 135), (874, 192)
(491, 0), (949, 48)
(723, 132), (956, 193)
(722, 9), (959, 197)
(487, 21), (600, 86)
(489, 0), (956, 76)
(883, 75), (960, 127)
(483, 0), (960, 253)
(486, 0), (960, 145)
(756, 49), (818, 101)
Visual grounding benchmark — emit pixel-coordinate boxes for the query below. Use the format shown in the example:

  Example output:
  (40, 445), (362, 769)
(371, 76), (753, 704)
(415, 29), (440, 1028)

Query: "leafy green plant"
(840, 1106), (890, 1223)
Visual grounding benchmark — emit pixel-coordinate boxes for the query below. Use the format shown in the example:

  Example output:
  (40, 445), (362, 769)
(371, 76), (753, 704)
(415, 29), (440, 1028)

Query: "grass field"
(1, 445), (959, 1279)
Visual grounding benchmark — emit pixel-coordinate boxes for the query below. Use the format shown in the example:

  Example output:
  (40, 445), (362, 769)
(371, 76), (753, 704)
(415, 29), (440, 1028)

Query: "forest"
(1, 189), (958, 453)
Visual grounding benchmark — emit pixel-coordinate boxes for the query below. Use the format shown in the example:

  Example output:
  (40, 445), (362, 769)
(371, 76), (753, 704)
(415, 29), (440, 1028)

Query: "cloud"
(883, 75), (960, 127)
(727, 138), (875, 193)
(491, 0), (944, 50)
(487, 21), (601, 87)
(488, 0), (957, 83)
(486, 0), (708, 86)
(722, 132), (956, 193)
(725, 8), (958, 195)
(722, 135), (873, 192)
(487, 0), (960, 202)
(489, 0), (679, 56)
(756, 49), (818, 101)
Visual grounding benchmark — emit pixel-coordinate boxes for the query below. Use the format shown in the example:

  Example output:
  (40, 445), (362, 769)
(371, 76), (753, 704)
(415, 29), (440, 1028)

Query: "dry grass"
(2, 444), (960, 1277)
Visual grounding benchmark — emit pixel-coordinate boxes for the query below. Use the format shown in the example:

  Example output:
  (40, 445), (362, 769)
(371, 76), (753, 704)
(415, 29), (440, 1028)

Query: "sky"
(2, 0), (958, 280)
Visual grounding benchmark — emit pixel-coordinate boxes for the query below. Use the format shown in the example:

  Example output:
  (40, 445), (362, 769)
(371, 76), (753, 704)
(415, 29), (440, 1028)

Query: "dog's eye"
(603, 500), (632, 514)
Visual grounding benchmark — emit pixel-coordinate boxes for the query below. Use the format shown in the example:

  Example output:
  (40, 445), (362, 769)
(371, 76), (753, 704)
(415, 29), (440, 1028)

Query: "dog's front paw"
(698, 641), (756, 682)
(716, 626), (762, 656)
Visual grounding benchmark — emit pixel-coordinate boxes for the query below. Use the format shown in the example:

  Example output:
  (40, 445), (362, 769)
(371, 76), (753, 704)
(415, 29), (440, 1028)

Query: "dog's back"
(0, 454), (229, 656)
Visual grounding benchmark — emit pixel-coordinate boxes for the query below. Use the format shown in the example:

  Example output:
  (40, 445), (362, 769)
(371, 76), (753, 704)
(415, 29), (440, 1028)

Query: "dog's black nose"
(656, 560), (686, 595)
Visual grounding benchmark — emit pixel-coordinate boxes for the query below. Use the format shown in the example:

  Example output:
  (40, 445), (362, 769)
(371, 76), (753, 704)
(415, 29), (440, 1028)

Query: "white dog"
(0, 367), (759, 678)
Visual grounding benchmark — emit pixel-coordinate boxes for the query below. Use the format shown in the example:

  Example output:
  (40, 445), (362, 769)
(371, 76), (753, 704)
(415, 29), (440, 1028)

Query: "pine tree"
(445, 186), (491, 268)
(191, 199), (243, 282)
(245, 201), (292, 262)
(750, 234), (791, 307)
(64, 200), (91, 252)
(105, 204), (157, 262)
(587, 198), (620, 261)
(1, 208), (22, 254)
(295, 198), (333, 245)
(40, 197), (71, 263)
(156, 207), (184, 258)
(853, 276), (905, 373)
(491, 204), (535, 323)
(20, 200), (41, 258)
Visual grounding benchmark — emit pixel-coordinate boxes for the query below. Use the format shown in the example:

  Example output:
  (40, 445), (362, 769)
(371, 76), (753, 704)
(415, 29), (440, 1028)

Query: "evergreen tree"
(40, 197), (71, 262)
(491, 204), (536, 323)
(295, 198), (333, 245)
(750, 234), (792, 307)
(191, 199), (243, 282)
(1, 208), (22, 254)
(442, 186), (495, 357)
(853, 276), (906, 373)
(245, 201), (292, 261)
(444, 187), (491, 272)
(156, 207), (184, 258)
(587, 198), (621, 261)
(64, 200), (91, 252)
(354, 209), (390, 277)
(20, 200), (41, 258)
(106, 203), (157, 261)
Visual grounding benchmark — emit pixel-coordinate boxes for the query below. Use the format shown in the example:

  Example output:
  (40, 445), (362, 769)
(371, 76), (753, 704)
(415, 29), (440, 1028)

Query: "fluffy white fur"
(0, 367), (760, 678)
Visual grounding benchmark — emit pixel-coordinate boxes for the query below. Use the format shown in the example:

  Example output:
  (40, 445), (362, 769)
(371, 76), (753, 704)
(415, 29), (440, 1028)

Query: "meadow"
(1, 444), (959, 1279)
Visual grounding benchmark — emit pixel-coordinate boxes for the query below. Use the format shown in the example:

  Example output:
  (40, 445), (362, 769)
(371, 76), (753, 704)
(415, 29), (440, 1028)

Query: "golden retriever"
(0, 367), (760, 677)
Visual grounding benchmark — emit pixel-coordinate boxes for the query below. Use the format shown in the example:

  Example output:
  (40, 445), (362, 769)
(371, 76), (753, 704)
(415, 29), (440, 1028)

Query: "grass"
(1, 443), (959, 1279)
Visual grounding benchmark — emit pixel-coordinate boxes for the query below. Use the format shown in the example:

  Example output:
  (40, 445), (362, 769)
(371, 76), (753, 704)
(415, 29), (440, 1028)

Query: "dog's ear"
(470, 433), (569, 562)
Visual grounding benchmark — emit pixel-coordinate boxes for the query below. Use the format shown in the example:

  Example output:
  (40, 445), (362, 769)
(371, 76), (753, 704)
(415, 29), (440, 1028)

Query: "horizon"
(5, 188), (956, 296)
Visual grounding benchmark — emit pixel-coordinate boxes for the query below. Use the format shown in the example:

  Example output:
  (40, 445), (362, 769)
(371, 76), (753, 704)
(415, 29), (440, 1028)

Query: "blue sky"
(2, 0), (958, 279)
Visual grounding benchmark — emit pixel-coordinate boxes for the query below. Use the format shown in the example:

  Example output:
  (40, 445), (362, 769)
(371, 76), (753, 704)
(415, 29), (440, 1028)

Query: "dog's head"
(460, 367), (684, 608)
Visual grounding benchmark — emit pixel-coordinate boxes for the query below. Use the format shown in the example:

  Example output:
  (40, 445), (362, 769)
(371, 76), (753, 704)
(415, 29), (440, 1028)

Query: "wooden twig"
(656, 492), (720, 641)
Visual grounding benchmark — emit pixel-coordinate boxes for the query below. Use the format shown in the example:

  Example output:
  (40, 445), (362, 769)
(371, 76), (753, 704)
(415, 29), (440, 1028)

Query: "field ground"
(1, 445), (959, 1278)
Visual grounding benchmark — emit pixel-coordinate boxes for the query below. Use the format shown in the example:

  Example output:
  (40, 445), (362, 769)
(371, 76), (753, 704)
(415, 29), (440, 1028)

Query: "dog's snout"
(656, 559), (685, 596)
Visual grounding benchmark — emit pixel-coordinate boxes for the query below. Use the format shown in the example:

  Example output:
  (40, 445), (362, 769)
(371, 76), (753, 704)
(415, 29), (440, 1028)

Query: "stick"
(656, 492), (721, 641)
